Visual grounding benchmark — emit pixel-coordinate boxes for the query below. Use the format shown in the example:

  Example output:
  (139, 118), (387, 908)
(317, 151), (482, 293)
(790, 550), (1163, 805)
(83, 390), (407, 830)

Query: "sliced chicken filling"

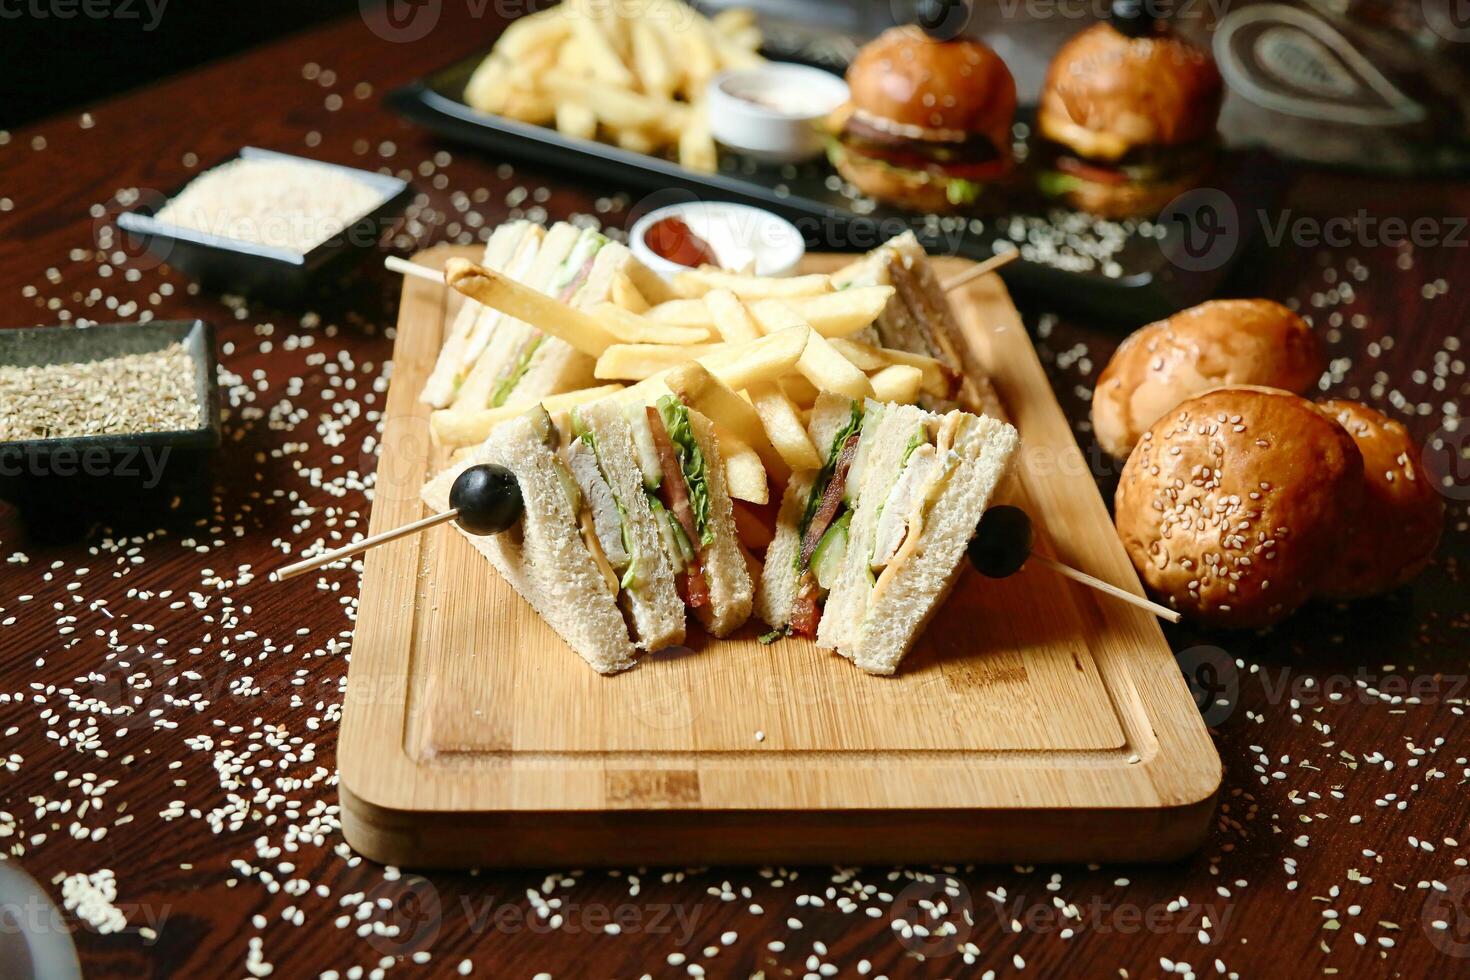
(565, 438), (630, 576)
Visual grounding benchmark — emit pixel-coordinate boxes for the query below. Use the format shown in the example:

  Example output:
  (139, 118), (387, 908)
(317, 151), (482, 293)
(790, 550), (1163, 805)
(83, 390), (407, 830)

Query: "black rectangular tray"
(388, 41), (1288, 324)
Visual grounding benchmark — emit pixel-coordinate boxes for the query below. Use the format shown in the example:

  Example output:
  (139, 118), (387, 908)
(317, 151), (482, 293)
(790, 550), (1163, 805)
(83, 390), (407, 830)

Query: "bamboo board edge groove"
(338, 245), (1222, 867)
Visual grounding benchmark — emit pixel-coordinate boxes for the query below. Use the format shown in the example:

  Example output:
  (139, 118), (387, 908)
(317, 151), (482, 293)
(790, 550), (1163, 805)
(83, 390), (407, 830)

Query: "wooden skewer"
(272, 509), (460, 582)
(384, 255), (445, 284)
(1029, 553), (1181, 623)
(941, 249), (1020, 293)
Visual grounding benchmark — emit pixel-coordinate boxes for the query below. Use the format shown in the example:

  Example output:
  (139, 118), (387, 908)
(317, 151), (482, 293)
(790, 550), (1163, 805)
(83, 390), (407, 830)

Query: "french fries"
(431, 384), (624, 447)
(869, 364), (925, 404)
(462, 0), (761, 173)
(596, 342), (724, 381)
(828, 338), (960, 401)
(798, 330), (874, 400)
(592, 302), (710, 345)
(698, 325), (809, 392)
(646, 298), (715, 330)
(666, 362), (789, 486)
(748, 382), (821, 470)
(703, 288), (762, 343)
(674, 269), (834, 300)
(719, 433), (770, 505)
(444, 258), (619, 357)
(609, 274), (649, 313)
(749, 287), (895, 338)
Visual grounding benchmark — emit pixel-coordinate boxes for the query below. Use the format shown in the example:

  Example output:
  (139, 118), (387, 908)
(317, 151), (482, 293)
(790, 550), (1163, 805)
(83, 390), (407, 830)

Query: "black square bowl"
(115, 147), (411, 304)
(0, 319), (221, 541)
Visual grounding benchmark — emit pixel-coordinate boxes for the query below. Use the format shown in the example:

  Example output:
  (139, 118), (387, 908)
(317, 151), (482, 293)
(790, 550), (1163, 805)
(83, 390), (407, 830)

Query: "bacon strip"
(648, 406), (709, 609)
(799, 432), (861, 567)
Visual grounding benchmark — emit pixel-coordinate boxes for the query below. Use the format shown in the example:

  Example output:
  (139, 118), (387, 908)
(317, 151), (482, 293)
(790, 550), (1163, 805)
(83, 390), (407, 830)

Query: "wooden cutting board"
(339, 245), (1220, 868)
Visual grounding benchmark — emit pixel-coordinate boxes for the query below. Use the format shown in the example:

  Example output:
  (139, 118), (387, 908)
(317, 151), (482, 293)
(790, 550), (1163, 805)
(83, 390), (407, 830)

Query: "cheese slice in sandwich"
(624, 394), (753, 637)
(815, 400), (1018, 675)
(421, 220), (534, 408)
(421, 403), (686, 673)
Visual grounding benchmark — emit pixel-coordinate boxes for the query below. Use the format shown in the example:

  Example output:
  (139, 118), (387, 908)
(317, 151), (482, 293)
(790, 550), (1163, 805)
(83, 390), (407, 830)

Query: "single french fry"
(697, 324), (810, 392)
(430, 384), (624, 447)
(500, 87), (558, 125)
(614, 126), (659, 155)
(673, 268), (833, 300)
(555, 100), (598, 141)
(630, 19), (676, 101)
(592, 302), (711, 344)
(703, 288), (763, 343)
(444, 257), (619, 357)
(748, 382), (821, 470)
(719, 433), (769, 505)
(595, 342), (724, 381)
(749, 287), (895, 338)
(609, 273), (649, 313)
(646, 298), (714, 330)
(665, 362), (790, 485)
(829, 338), (959, 400)
(496, 6), (571, 62)
(758, 307), (873, 399)
(711, 6), (755, 35)
(869, 364), (925, 405)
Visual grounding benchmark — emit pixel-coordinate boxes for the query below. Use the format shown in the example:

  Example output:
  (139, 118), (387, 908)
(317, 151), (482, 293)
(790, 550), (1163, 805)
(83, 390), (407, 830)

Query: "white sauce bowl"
(707, 64), (849, 164)
(630, 202), (805, 280)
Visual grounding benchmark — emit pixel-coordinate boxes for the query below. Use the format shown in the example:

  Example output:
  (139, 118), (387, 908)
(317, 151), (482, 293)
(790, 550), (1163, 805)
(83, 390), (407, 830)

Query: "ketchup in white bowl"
(630, 202), (805, 280)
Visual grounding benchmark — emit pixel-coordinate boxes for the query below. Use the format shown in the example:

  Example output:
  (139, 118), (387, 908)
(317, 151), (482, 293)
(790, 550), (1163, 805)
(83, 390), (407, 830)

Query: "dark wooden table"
(2, 8), (1467, 979)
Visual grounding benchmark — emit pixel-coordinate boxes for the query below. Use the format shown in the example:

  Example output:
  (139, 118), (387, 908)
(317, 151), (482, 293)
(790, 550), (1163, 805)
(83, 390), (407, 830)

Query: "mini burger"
(828, 26), (1017, 213)
(1035, 6), (1224, 218)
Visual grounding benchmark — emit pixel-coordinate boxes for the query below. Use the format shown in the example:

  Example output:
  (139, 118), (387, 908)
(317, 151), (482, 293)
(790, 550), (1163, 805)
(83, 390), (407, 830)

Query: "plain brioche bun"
(1114, 386), (1362, 628)
(1314, 400), (1444, 599)
(1037, 22), (1223, 160)
(1093, 300), (1324, 459)
(846, 27), (1017, 151)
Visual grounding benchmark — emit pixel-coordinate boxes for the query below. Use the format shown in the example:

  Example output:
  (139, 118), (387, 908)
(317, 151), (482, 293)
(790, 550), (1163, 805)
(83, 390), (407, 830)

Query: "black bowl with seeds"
(115, 147), (412, 304)
(0, 319), (221, 542)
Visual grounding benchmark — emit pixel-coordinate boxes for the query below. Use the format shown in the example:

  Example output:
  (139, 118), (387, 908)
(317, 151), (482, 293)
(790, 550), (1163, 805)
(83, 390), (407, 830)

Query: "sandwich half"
(421, 220), (540, 408)
(832, 231), (968, 372)
(818, 400), (1017, 674)
(625, 394), (753, 637)
(758, 392), (1018, 674)
(422, 403), (686, 673)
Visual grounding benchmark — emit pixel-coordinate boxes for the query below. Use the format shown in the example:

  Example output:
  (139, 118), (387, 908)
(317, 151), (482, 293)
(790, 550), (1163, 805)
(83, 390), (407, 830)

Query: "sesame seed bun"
(1093, 300), (1324, 460)
(1314, 400), (1444, 599)
(1114, 386), (1363, 628)
(1038, 23), (1223, 161)
(847, 27), (1017, 148)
